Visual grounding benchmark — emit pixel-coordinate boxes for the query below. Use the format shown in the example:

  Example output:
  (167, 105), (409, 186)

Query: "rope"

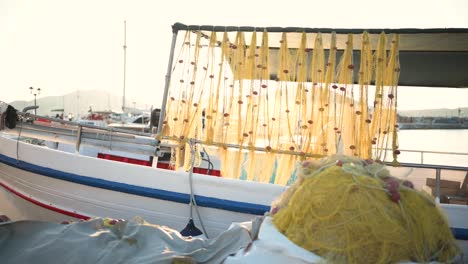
(202, 147), (213, 175)
(188, 139), (209, 238)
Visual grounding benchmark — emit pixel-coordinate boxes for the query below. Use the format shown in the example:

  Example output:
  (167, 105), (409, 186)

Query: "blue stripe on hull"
(452, 227), (468, 240)
(0, 153), (270, 215)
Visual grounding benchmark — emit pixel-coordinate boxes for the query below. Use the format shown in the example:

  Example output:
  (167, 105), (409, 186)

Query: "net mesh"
(161, 28), (400, 184)
(272, 156), (460, 263)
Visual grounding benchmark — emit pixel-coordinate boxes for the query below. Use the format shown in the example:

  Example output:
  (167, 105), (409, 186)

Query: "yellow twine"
(162, 29), (400, 184)
(273, 156), (460, 263)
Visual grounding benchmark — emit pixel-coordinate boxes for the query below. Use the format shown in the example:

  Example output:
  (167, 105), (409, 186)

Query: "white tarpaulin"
(0, 217), (253, 264)
(0, 216), (449, 263)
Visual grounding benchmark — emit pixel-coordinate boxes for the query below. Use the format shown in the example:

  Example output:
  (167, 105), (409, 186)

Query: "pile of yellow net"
(272, 156), (460, 263)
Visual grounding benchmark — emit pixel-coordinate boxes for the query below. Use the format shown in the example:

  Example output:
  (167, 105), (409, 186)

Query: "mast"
(77, 89), (80, 119)
(156, 30), (179, 137)
(122, 20), (127, 112)
(154, 27), (179, 158)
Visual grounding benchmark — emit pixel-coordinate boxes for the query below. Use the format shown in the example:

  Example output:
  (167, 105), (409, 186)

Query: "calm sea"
(390, 129), (468, 167)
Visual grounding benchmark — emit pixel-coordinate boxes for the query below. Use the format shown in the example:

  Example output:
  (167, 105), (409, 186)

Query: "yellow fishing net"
(272, 156), (460, 263)
(161, 27), (400, 184)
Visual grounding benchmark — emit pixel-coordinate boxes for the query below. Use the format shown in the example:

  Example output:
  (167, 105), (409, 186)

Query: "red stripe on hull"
(97, 153), (152, 167)
(0, 181), (90, 220)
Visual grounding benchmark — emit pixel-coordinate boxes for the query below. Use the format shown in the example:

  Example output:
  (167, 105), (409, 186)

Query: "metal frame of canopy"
(156, 23), (468, 146)
(171, 22), (468, 35)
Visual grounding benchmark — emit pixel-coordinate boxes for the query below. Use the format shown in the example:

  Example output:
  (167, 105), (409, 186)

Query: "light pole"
(29, 86), (41, 115)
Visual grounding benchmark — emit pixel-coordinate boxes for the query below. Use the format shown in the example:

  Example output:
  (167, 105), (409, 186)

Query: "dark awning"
(172, 23), (468, 88)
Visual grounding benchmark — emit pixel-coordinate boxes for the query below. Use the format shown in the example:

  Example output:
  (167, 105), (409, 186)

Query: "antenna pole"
(122, 20), (127, 112)
(156, 30), (178, 136)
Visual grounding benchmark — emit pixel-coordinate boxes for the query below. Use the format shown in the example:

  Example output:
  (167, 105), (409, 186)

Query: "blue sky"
(1, 0), (468, 111)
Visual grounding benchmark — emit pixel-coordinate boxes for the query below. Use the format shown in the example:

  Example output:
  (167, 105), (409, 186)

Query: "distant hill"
(9, 90), (124, 117)
(398, 108), (468, 117)
(7, 90), (467, 119)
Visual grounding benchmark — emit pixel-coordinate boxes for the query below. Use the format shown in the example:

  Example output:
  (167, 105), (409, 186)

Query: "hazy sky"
(1, 0), (468, 111)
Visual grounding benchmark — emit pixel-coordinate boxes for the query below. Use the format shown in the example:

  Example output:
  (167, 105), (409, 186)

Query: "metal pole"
(122, 20), (127, 112)
(156, 30), (179, 138)
(435, 168), (441, 203)
(77, 89), (80, 119)
(76, 125), (82, 153)
(34, 95), (37, 115)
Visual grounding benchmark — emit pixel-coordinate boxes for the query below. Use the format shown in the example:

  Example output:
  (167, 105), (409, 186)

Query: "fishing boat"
(1, 23), (468, 260)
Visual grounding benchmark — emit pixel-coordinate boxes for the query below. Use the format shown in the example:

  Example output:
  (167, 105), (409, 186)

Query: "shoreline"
(399, 124), (468, 130)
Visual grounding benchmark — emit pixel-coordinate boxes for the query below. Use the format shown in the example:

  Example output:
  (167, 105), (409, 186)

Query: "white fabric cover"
(0, 216), (450, 263)
(224, 216), (323, 264)
(0, 217), (251, 264)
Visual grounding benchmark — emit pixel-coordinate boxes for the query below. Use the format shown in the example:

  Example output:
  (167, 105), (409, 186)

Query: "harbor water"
(394, 129), (468, 167)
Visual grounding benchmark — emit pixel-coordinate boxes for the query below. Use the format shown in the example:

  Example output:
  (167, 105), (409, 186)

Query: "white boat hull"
(0, 136), (285, 237)
(0, 135), (467, 242)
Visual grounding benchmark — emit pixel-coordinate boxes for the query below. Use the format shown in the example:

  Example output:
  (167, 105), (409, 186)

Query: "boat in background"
(107, 112), (151, 133)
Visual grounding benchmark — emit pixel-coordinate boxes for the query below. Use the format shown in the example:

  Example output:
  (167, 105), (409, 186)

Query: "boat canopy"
(172, 23), (468, 88)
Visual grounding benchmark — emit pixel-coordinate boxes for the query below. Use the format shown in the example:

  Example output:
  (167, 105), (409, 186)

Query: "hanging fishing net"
(160, 26), (400, 184)
(272, 156), (460, 263)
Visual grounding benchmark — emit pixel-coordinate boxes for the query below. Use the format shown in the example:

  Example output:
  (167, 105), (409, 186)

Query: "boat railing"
(17, 112), (154, 137)
(2, 112), (176, 156)
(385, 148), (468, 165)
(7, 114), (468, 166)
(384, 159), (468, 205)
